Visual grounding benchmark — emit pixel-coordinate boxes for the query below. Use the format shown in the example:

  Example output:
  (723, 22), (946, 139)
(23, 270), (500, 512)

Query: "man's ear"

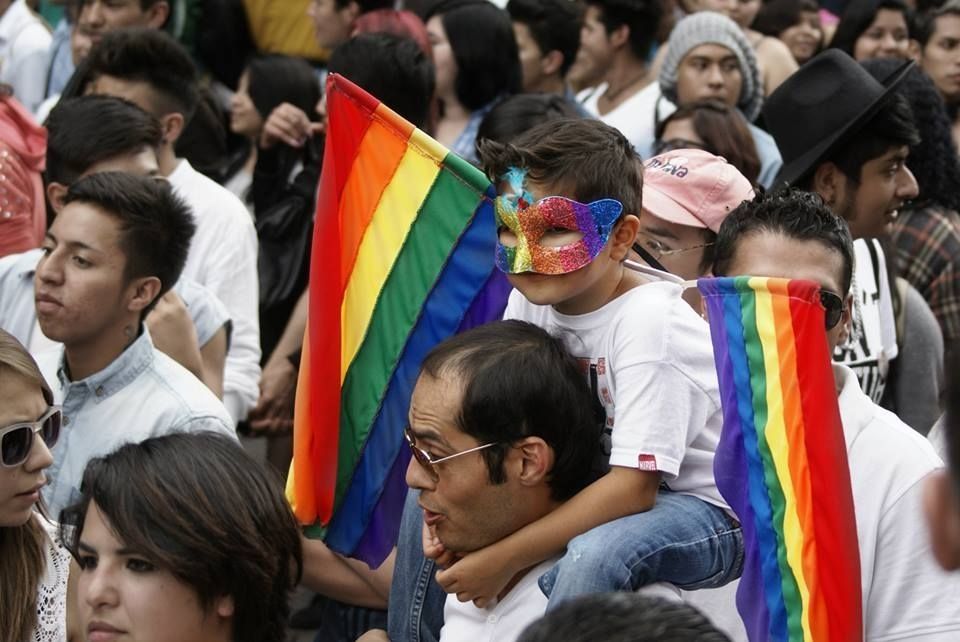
(126, 276), (162, 314)
(609, 214), (640, 261)
(924, 471), (960, 571)
(160, 112), (186, 146)
(811, 162), (843, 208)
(145, 1), (171, 29)
(541, 50), (565, 78)
(214, 594), (235, 619)
(341, 0), (362, 25)
(609, 23), (630, 49)
(515, 437), (554, 486)
(46, 181), (68, 214)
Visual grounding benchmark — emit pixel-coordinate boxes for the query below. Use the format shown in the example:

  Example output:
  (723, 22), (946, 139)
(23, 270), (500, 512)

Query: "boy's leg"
(539, 491), (743, 610)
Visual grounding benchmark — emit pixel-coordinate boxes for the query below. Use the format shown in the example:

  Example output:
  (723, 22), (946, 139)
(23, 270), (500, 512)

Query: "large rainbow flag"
(698, 277), (862, 641)
(287, 74), (511, 566)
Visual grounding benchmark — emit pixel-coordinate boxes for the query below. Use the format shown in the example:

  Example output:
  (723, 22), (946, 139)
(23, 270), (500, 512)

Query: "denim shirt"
(388, 489), (447, 642)
(37, 328), (235, 516)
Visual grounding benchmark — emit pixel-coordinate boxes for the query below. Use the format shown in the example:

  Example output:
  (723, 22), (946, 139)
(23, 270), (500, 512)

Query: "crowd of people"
(1, 0), (960, 639)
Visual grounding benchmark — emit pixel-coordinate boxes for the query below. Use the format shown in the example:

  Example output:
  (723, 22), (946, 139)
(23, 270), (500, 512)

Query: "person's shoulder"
(144, 350), (234, 424)
(838, 365), (942, 481)
(0, 247), (41, 278)
(169, 160), (253, 223)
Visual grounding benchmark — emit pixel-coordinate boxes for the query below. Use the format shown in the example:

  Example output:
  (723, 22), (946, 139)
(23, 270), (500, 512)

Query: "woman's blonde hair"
(0, 329), (53, 641)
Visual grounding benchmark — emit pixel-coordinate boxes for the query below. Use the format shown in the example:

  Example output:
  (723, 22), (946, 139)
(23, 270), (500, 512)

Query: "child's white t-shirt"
(503, 280), (727, 510)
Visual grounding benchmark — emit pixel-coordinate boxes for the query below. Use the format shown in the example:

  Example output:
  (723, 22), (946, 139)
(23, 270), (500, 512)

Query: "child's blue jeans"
(539, 490), (743, 610)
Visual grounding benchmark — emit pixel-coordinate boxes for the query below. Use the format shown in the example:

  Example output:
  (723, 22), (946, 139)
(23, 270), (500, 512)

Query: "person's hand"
(435, 544), (515, 608)
(146, 291), (203, 379)
(260, 102), (324, 150)
(247, 357), (297, 434)
(422, 521), (460, 569)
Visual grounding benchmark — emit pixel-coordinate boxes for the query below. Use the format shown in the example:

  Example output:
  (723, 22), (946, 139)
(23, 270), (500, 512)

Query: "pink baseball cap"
(641, 149), (754, 233)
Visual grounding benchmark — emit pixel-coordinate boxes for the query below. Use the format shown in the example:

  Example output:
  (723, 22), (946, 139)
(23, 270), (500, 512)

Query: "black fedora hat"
(762, 49), (914, 188)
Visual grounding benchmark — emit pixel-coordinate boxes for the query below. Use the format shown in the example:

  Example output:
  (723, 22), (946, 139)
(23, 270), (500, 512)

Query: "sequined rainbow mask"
(494, 175), (623, 275)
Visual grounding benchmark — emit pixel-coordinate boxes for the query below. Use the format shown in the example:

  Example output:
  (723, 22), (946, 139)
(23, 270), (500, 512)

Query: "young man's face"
(829, 145), (918, 239)
(35, 202), (134, 350)
(576, 6), (615, 85)
(676, 44), (743, 109)
(78, 0), (169, 47)
(513, 21), (549, 93)
(723, 230), (851, 353)
(404, 372), (524, 554)
(307, 0), (356, 51)
(922, 14), (960, 104)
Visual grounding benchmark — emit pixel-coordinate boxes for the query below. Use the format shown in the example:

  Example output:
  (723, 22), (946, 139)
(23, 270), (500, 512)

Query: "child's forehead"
(496, 168), (567, 202)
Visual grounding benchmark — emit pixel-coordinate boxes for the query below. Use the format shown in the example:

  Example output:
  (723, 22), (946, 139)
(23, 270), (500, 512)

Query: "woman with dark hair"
(753, 0), (825, 64)
(864, 57), (960, 361)
(61, 432), (303, 642)
(227, 54), (321, 206)
(830, 0), (912, 61)
(0, 328), (66, 641)
(654, 100), (761, 184)
(425, 0), (521, 163)
(917, 1), (960, 148)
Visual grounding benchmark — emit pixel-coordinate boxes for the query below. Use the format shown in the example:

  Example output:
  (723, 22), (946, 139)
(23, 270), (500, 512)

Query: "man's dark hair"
(420, 320), (602, 501)
(712, 190), (856, 296)
(429, 0), (522, 110)
(44, 95), (163, 187)
(914, 0), (960, 47)
(479, 118), (642, 214)
(796, 92), (920, 189)
(79, 27), (200, 123)
(830, 0), (912, 56)
(334, 0), (394, 11)
(507, 0), (584, 77)
(476, 93), (582, 148)
(588, 0), (662, 61)
(60, 432), (302, 642)
(863, 58), (960, 212)
(62, 172), (194, 311)
(328, 33), (435, 129)
(518, 594), (731, 642)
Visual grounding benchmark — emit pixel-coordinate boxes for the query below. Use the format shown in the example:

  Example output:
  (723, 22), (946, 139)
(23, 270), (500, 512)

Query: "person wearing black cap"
(762, 49), (944, 435)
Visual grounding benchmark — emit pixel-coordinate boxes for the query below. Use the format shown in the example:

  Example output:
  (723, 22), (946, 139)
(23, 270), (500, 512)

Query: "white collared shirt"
(37, 328), (235, 515)
(685, 364), (960, 641)
(167, 158), (261, 424)
(440, 559), (555, 642)
(0, 0), (51, 113)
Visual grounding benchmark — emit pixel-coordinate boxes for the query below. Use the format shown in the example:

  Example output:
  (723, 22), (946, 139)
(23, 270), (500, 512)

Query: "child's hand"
(422, 521), (460, 568)
(435, 545), (516, 608)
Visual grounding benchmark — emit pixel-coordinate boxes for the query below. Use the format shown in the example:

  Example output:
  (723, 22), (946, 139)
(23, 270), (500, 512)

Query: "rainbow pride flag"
(698, 277), (861, 641)
(287, 74), (510, 566)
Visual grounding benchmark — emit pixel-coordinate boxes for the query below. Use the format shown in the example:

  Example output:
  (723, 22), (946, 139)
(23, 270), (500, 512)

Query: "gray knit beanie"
(659, 12), (763, 122)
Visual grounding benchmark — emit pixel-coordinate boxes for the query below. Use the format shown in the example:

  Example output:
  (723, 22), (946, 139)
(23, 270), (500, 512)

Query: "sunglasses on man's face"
(1, 406), (61, 468)
(820, 290), (844, 331)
